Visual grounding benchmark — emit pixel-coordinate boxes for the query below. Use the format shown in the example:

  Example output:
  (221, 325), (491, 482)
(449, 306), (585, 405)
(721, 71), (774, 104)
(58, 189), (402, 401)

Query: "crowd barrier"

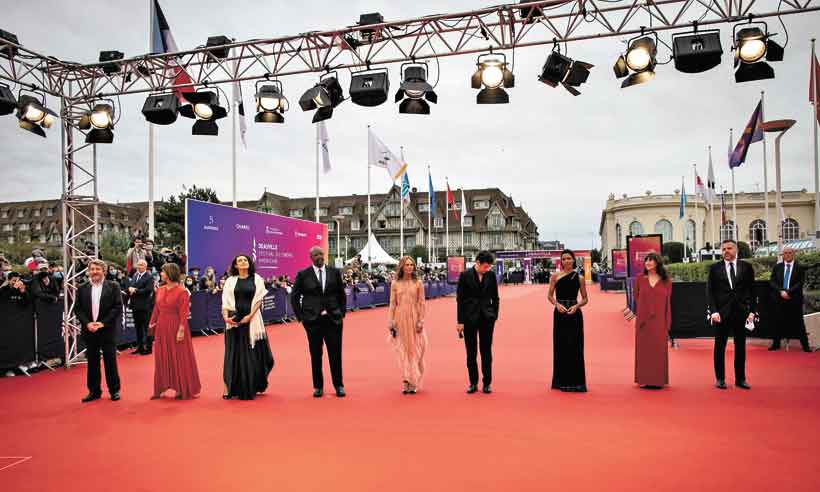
(598, 274), (626, 292)
(0, 281), (457, 369)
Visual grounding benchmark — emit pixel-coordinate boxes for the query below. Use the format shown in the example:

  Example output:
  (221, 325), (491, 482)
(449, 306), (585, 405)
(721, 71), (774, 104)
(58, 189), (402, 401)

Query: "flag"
(446, 182), (458, 220)
(232, 61), (247, 148)
(729, 100), (764, 168)
(811, 52), (820, 125)
(720, 192), (727, 224)
(679, 178), (687, 219)
(695, 172), (705, 198)
(150, 0), (194, 103)
(401, 172), (410, 205)
(318, 121), (331, 174)
(427, 168), (436, 218)
(368, 128), (406, 181)
(707, 148), (716, 203)
(461, 189), (468, 221)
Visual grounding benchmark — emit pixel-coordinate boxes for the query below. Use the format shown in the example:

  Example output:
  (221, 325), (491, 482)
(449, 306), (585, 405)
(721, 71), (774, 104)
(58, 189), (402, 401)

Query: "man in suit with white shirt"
(768, 247), (811, 352)
(74, 259), (123, 402)
(291, 246), (347, 398)
(707, 239), (756, 390)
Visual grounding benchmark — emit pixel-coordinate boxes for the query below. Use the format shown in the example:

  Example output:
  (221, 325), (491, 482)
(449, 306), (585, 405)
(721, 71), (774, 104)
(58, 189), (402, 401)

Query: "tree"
(737, 241), (752, 259)
(155, 185), (220, 248)
(100, 231), (131, 268)
(662, 241), (685, 264)
(590, 249), (602, 264)
(409, 245), (428, 263)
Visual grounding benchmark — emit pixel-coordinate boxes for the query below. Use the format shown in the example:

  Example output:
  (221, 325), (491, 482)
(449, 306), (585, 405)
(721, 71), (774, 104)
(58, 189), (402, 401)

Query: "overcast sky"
(1, 1), (818, 248)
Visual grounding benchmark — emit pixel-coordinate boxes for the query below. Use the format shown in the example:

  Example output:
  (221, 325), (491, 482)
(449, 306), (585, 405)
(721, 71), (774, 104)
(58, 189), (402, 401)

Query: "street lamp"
(333, 215), (345, 262)
(762, 118), (796, 256)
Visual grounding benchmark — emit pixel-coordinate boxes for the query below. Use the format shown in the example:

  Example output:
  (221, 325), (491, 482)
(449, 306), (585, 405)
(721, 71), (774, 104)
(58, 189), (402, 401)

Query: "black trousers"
(714, 316), (746, 382)
(304, 315), (344, 390)
(83, 329), (120, 395)
(771, 300), (810, 349)
(132, 309), (150, 349)
(463, 319), (495, 386)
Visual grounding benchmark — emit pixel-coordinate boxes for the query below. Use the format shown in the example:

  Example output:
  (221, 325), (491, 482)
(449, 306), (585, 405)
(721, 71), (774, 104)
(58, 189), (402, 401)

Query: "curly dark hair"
(228, 254), (256, 277)
(642, 252), (668, 281)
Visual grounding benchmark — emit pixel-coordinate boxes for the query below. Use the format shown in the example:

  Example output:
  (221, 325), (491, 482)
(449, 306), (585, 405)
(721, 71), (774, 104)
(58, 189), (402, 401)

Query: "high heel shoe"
(402, 381), (409, 394)
(222, 394), (231, 400)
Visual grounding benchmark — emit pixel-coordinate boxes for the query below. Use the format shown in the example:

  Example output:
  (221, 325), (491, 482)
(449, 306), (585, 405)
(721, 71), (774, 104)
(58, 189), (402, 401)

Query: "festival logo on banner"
(626, 235), (663, 278)
(447, 256), (466, 284)
(185, 199), (327, 279)
(611, 249), (628, 279)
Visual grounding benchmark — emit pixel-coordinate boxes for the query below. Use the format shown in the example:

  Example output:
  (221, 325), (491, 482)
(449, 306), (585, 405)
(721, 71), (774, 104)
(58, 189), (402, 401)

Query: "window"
(1, 210), (8, 218)
(463, 216), (473, 227)
(122, 214), (129, 221)
(685, 219), (696, 253)
(434, 218), (443, 228)
(417, 203), (430, 212)
(289, 209), (304, 218)
(351, 220), (360, 231)
(35, 222), (42, 230)
(384, 203), (400, 216)
(629, 221), (644, 236)
(338, 206), (353, 215)
(39, 235), (46, 243)
(2, 225), (11, 232)
(378, 220), (387, 229)
(404, 218), (415, 228)
(46, 208), (54, 217)
(720, 220), (736, 241)
(404, 236), (416, 248)
(368, 205), (378, 215)
(18, 224), (29, 231)
(748, 219), (767, 250)
(473, 200), (490, 210)
(654, 219), (673, 242)
(314, 207), (328, 217)
(615, 224), (623, 249)
(489, 214), (504, 230)
(7, 236), (14, 244)
(329, 238), (336, 252)
(327, 222), (335, 232)
(464, 232), (472, 245)
(781, 218), (799, 241)
(109, 212), (116, 220)
(33, 210), (41, 217)
(513, 219), (521, 231)
(491, 233), (503, 247)
(17, 210), (25, 218)
(352, 237), (364, 250)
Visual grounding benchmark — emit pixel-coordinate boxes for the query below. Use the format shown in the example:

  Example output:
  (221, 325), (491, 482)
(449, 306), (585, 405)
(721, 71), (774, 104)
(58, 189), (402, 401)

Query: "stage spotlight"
(732, 22), (784, 83)
(395, 63), (437, 115)
(613, 33), (657, 89)
(205, 36), (232, 59)
(79, 102), (115, 144)
(471, 52), (514, 104)
(518, 0), (544, 24)
(255, 80), (288, 123)
(179, 90), (228, 136)
(349, 69), (389, 107)
(16, 94), (58, 138)
(299, 73), (344, 123)
(0, 83), (17, 115)
(538, 46), (593, 96)
(358, 13), (384, 42)
(672, 30), (722, 73)
(0, 29), (20, 59)
(142, 93), (179, 125)
(99, 50), (124, 75)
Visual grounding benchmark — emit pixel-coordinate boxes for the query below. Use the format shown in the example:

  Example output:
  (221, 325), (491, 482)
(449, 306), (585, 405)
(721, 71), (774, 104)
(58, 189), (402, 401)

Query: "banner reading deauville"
(185, 199), (328, 278)
(626, 235), (663, 278)
(611, 249), (627, 279)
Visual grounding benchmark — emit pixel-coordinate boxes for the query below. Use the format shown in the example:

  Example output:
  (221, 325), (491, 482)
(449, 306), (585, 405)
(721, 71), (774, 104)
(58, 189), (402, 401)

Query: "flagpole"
(445, 178), (450, 259)
(730, 128), (737, 240)
(400, 146), (405, 259)
(367, 126), (372, 269)
(315, 123), (320, 223)
(760, 91), (770, 248)
(680, 176), (686, 255)
(232, 95), (237, 208)
(460, 189), (465, 257)
(812, 38), (820, 245)
(708, 146), (715, 249)
(147, 0), (155, 240)
(693, 164), (700, 255)
(427, 165), (432, 265)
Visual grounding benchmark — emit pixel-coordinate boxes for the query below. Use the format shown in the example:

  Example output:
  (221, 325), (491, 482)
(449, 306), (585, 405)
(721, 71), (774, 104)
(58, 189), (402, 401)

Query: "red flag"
(811, 53), (820, 125)
(151, 0), (194, 102)
(446, 184), (458, 220)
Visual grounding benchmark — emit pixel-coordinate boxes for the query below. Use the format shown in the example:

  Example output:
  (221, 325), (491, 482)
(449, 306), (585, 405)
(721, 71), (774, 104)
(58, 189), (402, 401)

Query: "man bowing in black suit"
(74, 259), (124, 402)
(291, 246), (347, 398)
(127, 259), (155, 355)
(768, 247), (811, 352)
(707, 239), (756, 390)
(457, 250), (500, 394)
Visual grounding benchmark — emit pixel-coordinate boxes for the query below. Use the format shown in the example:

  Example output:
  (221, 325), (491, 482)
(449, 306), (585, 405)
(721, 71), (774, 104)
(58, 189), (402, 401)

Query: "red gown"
(149, 284), (201, 399)
(633, 274), (671, 387)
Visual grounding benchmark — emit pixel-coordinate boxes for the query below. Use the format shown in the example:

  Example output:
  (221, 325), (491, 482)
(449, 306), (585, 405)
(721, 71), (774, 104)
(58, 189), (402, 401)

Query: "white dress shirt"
(91, 280), (104, 322)
(724, 260), (738, 289)
(313, 265), (326, 293)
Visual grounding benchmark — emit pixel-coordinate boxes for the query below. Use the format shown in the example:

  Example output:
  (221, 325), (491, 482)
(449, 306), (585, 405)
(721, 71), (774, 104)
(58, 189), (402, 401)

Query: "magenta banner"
(626, 235), (663, 277)
(185, 199), (328, 280)
(447, 256), (466, 284)
(611, 249), (627, 279)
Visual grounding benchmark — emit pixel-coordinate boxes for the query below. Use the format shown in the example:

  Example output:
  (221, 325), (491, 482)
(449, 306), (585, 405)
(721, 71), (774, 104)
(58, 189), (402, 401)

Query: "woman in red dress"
(148, 263), (201, 400)
(631, 252), (672, 389)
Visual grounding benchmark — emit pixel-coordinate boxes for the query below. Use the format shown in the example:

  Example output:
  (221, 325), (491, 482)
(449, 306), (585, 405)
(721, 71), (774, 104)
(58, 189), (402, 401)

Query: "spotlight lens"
(90, 111), (111, 129)
(626, 47), (651, 71)
(259, 96), (280, 112)
(42, 113), (56, 129)
(480, 60), (504, 89)
(738, 39), (766, 63)
(24, 105), (45, 123)
(194, 103), (213, 120)
(405, 89), (425, 99)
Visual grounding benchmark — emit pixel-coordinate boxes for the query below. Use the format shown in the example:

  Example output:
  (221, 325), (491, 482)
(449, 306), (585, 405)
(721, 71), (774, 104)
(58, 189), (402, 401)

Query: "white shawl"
(222, 273), (268, 348)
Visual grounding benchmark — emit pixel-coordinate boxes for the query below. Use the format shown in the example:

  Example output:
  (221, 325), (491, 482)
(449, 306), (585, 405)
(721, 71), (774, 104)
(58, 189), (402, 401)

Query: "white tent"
(347, 233), (399, 265)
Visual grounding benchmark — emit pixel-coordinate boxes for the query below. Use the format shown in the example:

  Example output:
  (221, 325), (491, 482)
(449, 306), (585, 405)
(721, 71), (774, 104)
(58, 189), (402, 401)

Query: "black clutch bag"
(228, 310), (242, 323)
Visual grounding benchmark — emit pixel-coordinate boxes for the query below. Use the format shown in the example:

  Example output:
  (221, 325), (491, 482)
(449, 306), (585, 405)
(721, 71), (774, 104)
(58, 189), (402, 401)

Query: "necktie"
(136, 273), (142, 283)
(729, 262), (736, 289)
(783, 264), (791, 290)
(319, 268), (324, 293)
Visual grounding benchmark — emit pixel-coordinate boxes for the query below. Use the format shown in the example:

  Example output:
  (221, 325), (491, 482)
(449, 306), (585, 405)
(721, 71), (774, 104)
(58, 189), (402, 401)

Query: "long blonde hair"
(395, 256), (418, 281)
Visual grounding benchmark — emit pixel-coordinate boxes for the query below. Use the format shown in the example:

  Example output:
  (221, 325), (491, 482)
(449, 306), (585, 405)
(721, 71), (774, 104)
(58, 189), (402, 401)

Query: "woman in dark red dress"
(148, 263), (201, 400)
(631, 252), (672, 389)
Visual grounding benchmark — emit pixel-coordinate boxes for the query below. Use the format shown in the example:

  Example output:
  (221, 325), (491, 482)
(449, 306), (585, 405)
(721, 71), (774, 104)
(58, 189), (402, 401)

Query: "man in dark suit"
(291, 246), (347, 398)
(457, 250), (500, 394)
(707, 239), (757, 390)
(768, 247), (811, 352)
(74, 259), (123, 402)
(127, 259), (155, 355)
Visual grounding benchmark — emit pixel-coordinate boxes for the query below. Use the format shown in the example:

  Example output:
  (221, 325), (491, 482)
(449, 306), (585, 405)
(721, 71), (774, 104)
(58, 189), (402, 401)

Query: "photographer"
(125, 237), (152, 275)
(144, 239), (164, 273)
(29, 260), (60, 305)
(0, 272), (29, 306)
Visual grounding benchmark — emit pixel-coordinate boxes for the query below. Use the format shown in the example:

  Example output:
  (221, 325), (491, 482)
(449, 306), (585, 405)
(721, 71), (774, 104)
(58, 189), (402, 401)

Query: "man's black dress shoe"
(335, 386), (346, 397)
(313, 389), (323, 398)
(715, 380), (727, 389)
(803, 346), (812, 353)
(768, 345), (780, 351)
(81, 393), (101, 403)
(482, 385), (492, 394)
(130, 348), (142, 355)
(110, 392), (121, 401)
(466, 385), (478, 394)
(735, 381), (751, 390)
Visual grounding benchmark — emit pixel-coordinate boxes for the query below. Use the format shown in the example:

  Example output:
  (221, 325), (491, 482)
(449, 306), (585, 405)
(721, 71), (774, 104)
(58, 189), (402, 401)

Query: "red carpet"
(2, 284), (818, 491)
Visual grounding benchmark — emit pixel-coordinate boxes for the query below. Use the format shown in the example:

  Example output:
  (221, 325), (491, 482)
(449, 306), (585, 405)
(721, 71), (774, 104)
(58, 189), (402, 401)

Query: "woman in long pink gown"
(148, 263), (201, 400)
(388, 256), (427, 394)
(632, 252), (672, 389)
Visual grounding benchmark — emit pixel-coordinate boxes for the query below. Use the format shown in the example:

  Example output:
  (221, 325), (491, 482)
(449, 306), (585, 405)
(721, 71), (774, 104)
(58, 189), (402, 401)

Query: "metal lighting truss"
(0, 0), (816, 367)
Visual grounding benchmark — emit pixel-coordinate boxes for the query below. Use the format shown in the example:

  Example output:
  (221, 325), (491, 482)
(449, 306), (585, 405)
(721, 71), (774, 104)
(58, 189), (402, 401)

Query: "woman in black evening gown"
(547, 249), (589, 392)
(221, 254), (274, 400)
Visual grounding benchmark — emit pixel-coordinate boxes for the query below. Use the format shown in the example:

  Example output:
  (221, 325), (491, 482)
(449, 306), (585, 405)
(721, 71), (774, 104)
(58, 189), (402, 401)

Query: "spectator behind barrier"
(0, 271), (29, 306)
